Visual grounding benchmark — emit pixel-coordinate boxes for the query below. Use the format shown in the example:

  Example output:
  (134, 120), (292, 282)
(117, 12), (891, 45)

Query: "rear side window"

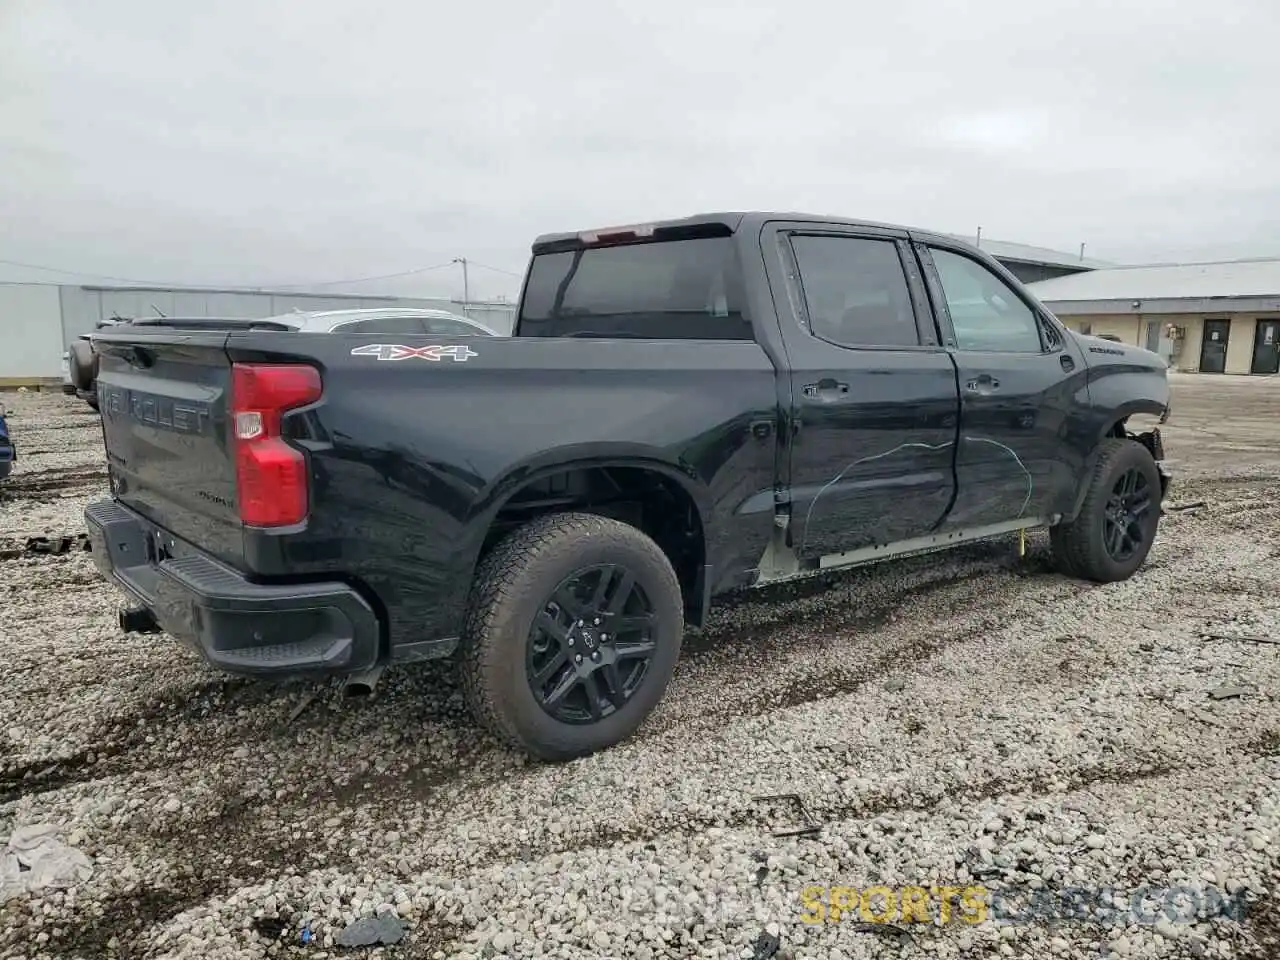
(789, 236), (920, 347)
(421, 316), (484, 336)
(517, 237), (751, 340)
(331, 316), (425, 334)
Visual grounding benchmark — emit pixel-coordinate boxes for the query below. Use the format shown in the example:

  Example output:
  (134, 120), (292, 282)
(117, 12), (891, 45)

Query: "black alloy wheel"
(1049, 437), (1163, 583)
(1102, 466), (1153, 563)
(459, 511), (684, 760)
(525, 563), (657, 724)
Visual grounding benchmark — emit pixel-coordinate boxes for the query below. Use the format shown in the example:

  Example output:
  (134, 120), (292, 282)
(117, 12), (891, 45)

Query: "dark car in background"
(0, 401), (15, 480)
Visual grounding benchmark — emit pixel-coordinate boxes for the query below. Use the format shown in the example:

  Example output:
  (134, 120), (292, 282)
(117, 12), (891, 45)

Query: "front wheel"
(1051, 437), (1162, 582)
(460, 511), (684, 761)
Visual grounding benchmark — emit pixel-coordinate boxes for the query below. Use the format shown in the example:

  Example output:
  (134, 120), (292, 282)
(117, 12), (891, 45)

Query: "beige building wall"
(1054, 311), (1280, 374)
(1060, 315), (1142, 343)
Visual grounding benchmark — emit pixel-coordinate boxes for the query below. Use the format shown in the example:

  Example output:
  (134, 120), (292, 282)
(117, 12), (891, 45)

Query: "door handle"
(1060, 354), (1075, 373)
(802, 378), (850, 401)
(965, 374), (1000, 394)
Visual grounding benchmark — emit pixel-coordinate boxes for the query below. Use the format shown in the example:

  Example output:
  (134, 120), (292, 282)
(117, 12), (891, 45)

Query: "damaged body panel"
(83, 210), (1173, 758)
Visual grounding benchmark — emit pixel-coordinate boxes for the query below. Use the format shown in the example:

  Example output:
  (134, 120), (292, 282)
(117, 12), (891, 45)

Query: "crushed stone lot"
(1, 376), (1279, 960)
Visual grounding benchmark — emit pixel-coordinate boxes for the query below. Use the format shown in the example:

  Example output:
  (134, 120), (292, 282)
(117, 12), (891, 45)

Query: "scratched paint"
(798, 435), (1034, 555)
(798, 441), (955, 555)
(964, 436), (1034, 518)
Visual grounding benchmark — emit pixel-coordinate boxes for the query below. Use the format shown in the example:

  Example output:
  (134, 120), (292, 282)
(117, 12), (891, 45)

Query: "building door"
(1145, 320), (1160, 352)
(1251, 320), (1280, 375)
(1200, 320), (1230, 373)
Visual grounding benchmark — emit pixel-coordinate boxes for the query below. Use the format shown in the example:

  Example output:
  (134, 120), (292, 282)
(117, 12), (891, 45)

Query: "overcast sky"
(2, 0), (1278, 300)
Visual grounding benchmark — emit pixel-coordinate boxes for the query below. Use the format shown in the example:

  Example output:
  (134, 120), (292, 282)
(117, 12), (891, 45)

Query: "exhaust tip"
(341, 666), (385, 698)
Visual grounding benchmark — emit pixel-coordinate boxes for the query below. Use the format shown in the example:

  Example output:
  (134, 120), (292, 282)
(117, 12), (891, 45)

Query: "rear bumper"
(84, 499), (382, 678)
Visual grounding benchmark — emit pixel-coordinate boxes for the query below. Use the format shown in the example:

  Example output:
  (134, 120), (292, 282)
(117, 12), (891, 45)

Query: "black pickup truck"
(84, 212), (1172, 759)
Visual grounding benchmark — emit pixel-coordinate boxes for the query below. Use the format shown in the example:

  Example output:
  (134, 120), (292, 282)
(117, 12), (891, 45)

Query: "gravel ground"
(1, 376), (1278, 960)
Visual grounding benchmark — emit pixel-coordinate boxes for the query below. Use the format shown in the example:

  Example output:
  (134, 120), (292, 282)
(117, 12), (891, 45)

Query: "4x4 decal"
(350, 344), (478, 362)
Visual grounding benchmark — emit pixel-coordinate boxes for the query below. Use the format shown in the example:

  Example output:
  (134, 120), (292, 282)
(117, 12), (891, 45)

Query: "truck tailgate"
(94, 331), (245, 566)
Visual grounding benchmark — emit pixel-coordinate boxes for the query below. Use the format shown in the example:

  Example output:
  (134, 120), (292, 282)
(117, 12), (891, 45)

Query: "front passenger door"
(917, 243), (1090, 530)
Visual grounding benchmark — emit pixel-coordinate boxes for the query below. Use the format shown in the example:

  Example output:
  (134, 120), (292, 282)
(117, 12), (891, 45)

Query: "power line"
(0, 256), (457, 290)
(466, 260), (525, 278)
(270, 262), (455, 288)
(0, 257), (206, 287)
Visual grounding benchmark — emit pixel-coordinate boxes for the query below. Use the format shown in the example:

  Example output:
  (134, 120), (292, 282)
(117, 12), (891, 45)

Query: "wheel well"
(480, 465), (707, 624)
(1069, 416), (1165, 522)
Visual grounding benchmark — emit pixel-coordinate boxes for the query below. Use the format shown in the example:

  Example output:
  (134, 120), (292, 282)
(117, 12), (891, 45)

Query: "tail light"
(230, 362), (322, 527)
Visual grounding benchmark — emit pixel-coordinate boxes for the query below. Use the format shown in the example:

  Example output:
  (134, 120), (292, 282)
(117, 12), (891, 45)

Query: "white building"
(1027, 257), (1280, 375)
(0, 281), (517, 385)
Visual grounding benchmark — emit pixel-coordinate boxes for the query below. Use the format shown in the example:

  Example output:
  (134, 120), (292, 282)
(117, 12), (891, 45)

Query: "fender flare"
(1068, 400), (1169, 520)
(447, 447), (716, 624)
(459, 443), (714, 575)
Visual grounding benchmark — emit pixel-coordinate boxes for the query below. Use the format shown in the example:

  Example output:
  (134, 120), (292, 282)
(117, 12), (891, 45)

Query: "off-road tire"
(1051, 437), (1161, 582)
(459, 511), (684, 761)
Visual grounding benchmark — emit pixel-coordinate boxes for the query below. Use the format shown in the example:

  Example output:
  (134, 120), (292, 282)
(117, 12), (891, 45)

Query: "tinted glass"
(517, 237), (751, 340)
(789, 236), (919, 347)
(333, 315), (427, 335)
(930, 249), (1043, 352)
(421, 316), (486, 335)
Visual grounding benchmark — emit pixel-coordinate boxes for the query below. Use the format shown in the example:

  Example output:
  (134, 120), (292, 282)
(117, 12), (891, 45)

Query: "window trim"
(781, 230), (939, 352)
(915, 242), (1056, 355)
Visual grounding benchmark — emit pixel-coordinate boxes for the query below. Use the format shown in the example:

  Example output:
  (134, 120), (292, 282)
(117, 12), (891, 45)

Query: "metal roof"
(1026, 257), (1280, 302)
(0, 276), (401, 299)
(942, 234), (1112, 269)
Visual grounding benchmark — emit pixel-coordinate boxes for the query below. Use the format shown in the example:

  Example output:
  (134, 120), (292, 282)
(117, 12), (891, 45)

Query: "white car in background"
(65, 307), (499, 411)
(260, 307), (502, 337)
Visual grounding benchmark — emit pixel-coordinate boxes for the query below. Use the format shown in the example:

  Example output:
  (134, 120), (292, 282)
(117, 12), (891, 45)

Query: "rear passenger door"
(914, 241), (1089, 529)
(763, 223), (961, 560)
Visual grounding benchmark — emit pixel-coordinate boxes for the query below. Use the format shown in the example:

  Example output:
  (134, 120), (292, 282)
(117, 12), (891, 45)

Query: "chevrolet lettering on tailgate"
(99, 385), (213, 435)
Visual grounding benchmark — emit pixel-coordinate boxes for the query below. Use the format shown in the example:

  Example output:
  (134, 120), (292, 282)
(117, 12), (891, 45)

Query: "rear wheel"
(1051, 437), (1162, 582)
(460, 511), (684, 760)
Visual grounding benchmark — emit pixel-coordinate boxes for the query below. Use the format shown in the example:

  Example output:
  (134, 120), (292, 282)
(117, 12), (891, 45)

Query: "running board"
(754, 516), (1055, 586)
